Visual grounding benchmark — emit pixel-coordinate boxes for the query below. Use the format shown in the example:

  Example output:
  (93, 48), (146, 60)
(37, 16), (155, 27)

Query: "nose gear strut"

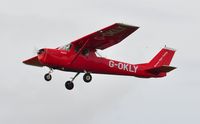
(44, 68), (53, 81)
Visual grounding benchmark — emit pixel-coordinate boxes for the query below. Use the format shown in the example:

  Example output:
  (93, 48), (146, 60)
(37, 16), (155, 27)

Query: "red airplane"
(23, 23), (176, 90)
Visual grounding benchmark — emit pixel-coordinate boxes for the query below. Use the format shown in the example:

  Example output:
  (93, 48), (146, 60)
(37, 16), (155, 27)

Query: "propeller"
(37, 49), (45, 55)
(33, 47), (44, 55)
(33, 47), (39, 55)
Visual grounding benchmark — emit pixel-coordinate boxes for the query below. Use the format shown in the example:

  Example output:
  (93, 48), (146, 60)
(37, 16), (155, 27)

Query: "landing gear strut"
(65, 72), (92, 90)
(44, 68), (53, 81)
(65, 72), (80, 90)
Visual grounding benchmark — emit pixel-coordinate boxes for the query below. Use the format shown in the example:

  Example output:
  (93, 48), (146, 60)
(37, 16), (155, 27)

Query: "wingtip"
(22, 59), (30, 65)
(116, 23), (139, 29)
(22, 56), (43, 67)
(22, 60), (27, 64)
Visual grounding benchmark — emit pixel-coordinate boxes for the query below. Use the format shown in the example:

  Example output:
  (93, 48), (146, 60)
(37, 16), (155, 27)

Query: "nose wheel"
(44, 73), (52, 81)
(44, 68), (53, 81)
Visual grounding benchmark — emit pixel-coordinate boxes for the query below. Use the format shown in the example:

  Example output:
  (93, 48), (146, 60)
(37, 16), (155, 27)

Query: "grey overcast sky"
(0, 0), (200, 124)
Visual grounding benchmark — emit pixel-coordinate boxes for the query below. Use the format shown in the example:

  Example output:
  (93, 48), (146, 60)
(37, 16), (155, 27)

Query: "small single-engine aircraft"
(23, 23), (176, 90)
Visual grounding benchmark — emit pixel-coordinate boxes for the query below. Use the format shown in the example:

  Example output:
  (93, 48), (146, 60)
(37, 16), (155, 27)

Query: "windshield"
(58, 44), (71, 51)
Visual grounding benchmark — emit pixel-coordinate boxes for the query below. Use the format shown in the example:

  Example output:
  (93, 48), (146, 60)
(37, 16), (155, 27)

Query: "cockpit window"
(58, 44), (71, 51)
(65, 44), (71, 51)
(82, 49), (89, 56)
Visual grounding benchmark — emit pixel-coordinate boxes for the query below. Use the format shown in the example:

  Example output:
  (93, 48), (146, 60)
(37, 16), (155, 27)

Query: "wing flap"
(23, 56), (43, 67)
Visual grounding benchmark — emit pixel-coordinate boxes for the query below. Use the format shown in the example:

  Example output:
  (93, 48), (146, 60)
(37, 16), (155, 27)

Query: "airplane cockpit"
(57, 43), (90, 56)
(58, 44), (71, 51)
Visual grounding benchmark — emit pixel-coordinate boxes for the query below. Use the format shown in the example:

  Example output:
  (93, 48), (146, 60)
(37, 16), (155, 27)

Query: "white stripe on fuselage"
(108, 60), (138, 73)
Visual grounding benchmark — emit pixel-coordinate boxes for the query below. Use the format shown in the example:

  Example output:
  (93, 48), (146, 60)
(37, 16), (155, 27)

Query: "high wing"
(71, 23), (139, 50)
(23, 23), (139, 66)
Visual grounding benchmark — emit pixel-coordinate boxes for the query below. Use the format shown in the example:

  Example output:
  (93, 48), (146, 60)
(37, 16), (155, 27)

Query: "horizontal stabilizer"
(23, 56), (43, 67)
(146, 65), (176, 75)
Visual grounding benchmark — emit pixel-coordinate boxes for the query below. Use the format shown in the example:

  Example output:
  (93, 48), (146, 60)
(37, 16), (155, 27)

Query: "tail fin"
(149, 47), (176, 67)
(146, 47), (176, 75)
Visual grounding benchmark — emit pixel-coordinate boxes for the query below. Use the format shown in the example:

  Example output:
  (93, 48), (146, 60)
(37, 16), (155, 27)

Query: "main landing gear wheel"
(83, 73), (92, 83)
(64, 72), (80, 90)
(44, 73), (52, 81)
(65, 81), (74, 90)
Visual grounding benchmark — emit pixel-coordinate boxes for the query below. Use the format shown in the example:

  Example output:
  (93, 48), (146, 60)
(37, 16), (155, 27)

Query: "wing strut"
(70, 38), (90, 64)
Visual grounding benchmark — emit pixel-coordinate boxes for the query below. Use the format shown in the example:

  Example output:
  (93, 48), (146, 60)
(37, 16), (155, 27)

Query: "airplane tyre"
(83, 73), (92, 83)
(44, 73), (52, 81)
(65, 81), (74, 90)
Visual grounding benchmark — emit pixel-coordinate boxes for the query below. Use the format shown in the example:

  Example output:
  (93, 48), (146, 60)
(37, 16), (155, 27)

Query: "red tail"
(146, 47), (176, 75)
(149, 47), (176, 67)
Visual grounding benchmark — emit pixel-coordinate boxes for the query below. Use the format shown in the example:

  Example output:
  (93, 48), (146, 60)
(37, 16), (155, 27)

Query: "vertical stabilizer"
(145, 47), (176, 75)
(149, 47), (176, 67)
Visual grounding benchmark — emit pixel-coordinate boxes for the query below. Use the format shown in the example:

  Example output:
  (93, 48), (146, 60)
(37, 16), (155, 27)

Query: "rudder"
(148, 47), (176, 68)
